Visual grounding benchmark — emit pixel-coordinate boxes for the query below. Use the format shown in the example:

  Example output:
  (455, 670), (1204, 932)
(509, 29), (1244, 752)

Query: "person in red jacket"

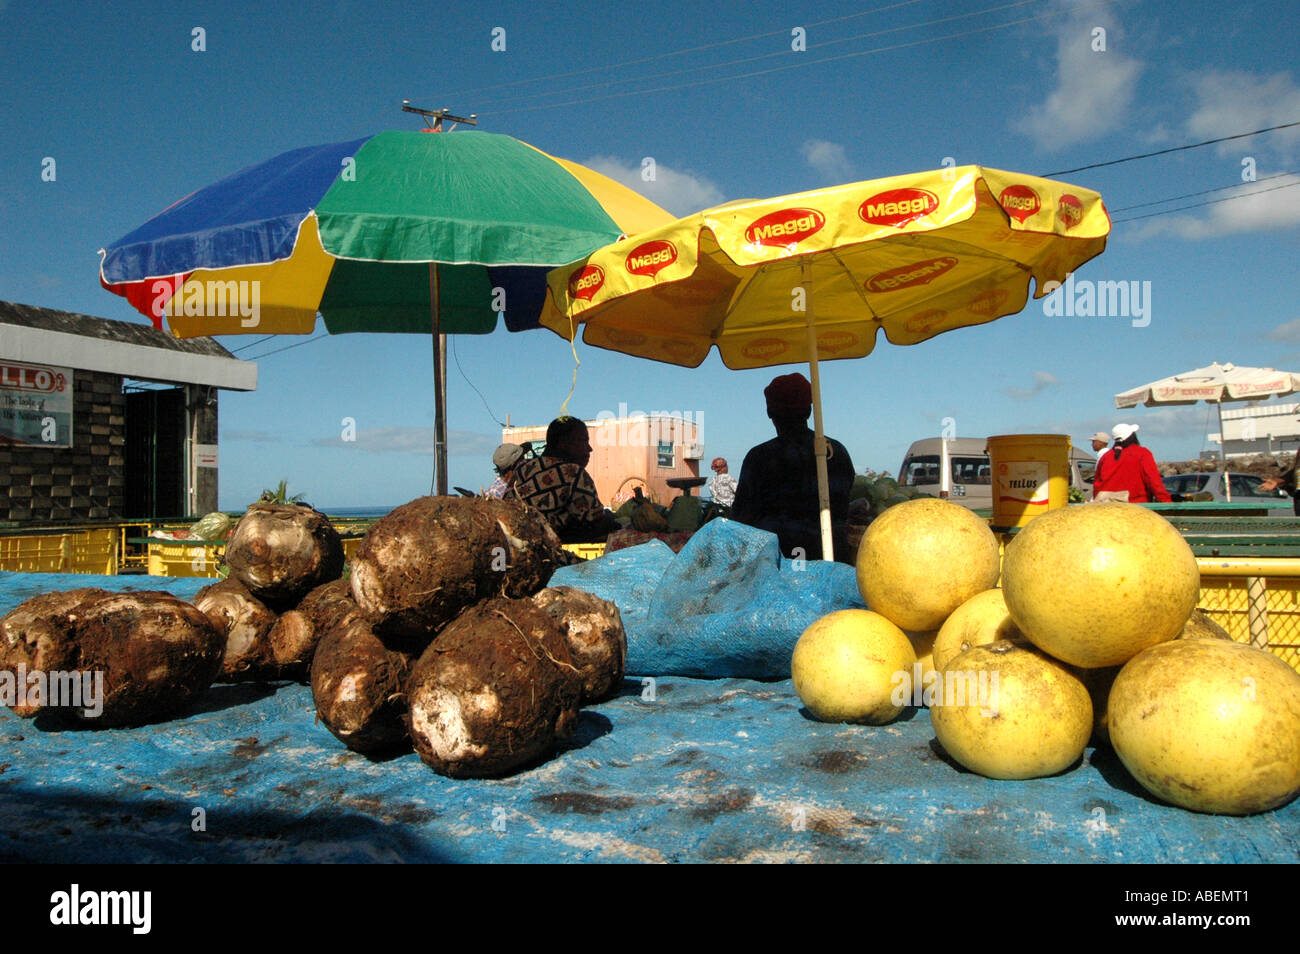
(1092, 423), (1171, 502)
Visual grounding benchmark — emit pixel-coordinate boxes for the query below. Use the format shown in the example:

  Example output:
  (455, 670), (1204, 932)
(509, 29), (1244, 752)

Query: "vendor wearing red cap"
(730, 372), (856, 562)
(1092, 423), (1170, 503)
(707, 457), (737, 508)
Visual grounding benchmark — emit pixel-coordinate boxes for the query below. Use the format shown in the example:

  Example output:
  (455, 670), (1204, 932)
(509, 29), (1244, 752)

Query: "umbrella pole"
(1218, 400), (1230, 502)
(431, 264), (448, 496)
(803, 261), (834, 562)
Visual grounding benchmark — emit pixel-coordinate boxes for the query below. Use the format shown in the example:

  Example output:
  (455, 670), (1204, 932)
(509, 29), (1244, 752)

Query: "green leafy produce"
(191, 511), (234, 542)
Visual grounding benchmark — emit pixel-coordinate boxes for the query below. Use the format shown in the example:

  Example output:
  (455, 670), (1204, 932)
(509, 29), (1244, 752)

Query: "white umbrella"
(1115, 362), (1300, 501)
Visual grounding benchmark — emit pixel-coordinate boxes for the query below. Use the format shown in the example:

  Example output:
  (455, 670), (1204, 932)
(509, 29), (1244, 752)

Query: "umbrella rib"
(710, 261), (768, 341)
(713, 251), (880, 342)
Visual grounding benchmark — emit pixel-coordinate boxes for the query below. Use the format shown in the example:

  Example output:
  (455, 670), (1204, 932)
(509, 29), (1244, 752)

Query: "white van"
(899, 437), (1096, 511)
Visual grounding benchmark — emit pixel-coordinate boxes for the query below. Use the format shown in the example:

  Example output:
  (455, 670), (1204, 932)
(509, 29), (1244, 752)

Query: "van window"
(1166, 474), (1209, 494)
(952, 457), (990, 485)
(901, 456), (941, 486)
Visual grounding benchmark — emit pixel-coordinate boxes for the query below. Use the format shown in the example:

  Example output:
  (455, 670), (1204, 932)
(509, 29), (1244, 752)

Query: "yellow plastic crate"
(145, 540), (225, 578)
(142, 532), (365, 578)
(562, 542), (607, 560)
(1197, 558), (1300, 673)
(0, 528), (118, 575)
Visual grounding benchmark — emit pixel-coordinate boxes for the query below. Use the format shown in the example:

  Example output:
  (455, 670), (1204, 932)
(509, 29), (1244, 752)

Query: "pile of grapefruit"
(790, 498), (1300, 816)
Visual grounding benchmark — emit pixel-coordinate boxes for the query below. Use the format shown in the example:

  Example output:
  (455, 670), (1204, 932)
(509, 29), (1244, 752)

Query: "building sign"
(195, 444), (219, 468)
(0, 361), (73, 448)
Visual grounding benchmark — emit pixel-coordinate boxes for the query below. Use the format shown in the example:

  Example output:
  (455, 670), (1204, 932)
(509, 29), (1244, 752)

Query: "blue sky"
(3, 0), (1298, 509)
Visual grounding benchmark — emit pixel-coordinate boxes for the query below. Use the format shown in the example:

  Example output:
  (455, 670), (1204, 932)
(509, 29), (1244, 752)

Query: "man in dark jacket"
(731, 372), (856, 563)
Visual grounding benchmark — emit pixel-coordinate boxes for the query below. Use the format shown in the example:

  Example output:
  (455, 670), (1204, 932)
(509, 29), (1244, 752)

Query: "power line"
(476, 0), (1040, 111)
(1111, 179), (1300, 224)
(242, 333), (329, 361)
(1041, 121), (1300, 176)
(1107, 169), (1298, 213)
(481, 0), (1117, 117)
(446, 0), (928, 100)
(449, 335), (507, 430)
(228, 334), (276, 354)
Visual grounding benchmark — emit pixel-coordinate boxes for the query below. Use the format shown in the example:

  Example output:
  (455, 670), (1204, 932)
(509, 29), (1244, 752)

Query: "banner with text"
(0, 361), (73, 447)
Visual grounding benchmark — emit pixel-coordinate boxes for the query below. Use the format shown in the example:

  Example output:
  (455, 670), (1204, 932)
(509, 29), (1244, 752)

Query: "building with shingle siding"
(0, 301), (256, 524)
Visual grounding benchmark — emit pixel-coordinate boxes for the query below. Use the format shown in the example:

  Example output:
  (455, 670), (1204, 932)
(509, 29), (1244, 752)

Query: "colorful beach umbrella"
(541, 165), (1111, 558)
(99, 129), (672, 491)
(1115, 362), (1300, 500)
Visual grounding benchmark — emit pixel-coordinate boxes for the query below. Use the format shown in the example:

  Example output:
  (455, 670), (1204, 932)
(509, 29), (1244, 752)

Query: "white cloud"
(1187, 70), (1300, 161)
(1014, 6), (1143, 149)
(1265, 317), (1300, 342)
(1126, 174), (1300, 240)
(801, 139), (853, 183)
(582, 155), (726, 218)
(1003, 370), (1059, 400)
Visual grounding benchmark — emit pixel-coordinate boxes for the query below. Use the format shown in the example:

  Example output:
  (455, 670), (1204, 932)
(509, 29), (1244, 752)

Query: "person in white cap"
(1089, 431), (1112, 460)
(485, 443), (524, 499)
(1092, 423), (1170, 502)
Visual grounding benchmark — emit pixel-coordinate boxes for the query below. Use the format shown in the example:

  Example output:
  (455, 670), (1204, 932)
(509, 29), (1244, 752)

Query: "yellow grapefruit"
(856, 499), (1001, 632)
(931, 640), (1092, 780)
(1000, 502), (1199, 668)
(1108, 639), (1300, 815)
(932, 588), (1023, 673)
(791, 610), (916, 725)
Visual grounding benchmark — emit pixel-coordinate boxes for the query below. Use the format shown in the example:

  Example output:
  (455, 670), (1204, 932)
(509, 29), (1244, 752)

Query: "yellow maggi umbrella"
(541, 165), (1110, 558)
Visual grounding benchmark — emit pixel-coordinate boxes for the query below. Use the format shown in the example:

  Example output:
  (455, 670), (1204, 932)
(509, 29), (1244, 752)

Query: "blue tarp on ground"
(1, 569), (1297, 863)
(550, 520), (866, 679)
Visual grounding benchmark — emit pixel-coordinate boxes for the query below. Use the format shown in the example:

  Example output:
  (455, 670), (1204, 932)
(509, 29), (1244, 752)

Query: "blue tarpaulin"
(550, 520), (866, 679)
(1, 568), (1296, 863)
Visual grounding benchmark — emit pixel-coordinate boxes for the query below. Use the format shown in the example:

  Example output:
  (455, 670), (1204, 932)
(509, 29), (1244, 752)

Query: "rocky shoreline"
(1157, 453), (1296, 478)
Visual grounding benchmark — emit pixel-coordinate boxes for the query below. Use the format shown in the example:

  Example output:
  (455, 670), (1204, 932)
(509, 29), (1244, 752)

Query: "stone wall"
(0, 370), (125, 523)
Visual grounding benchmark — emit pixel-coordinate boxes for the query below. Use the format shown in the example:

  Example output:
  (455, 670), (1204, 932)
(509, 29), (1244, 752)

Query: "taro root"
(224, 503), (344, 609)
(529, 586), (626, 703)
(349, 496), (507, 651)
(267, 612), (314, 680)
(193, 577), (279, 682)
(1, 590), (223, 727)
(269, 579), (356, 680)
(404, 597), (583, 778)
(0, 589), (109, 716)
(477, 498), (567, 598)
(310, 609), (413, 755)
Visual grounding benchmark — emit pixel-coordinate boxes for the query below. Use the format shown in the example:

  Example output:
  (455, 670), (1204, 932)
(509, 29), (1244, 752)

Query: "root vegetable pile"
(349, 496), (566, 652)
(224, 503), (345, 609)
(0, 589), (223, 727)
(0, 495), (624, 781)
(193, 577), (280, 682)
(405, 598), (583, 778)
(310, 609), (413, 754)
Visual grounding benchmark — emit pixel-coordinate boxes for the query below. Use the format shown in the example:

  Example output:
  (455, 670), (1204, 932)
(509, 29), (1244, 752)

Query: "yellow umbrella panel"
(541, 166), (1109, 369)
(540, 165), (1110, 560)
